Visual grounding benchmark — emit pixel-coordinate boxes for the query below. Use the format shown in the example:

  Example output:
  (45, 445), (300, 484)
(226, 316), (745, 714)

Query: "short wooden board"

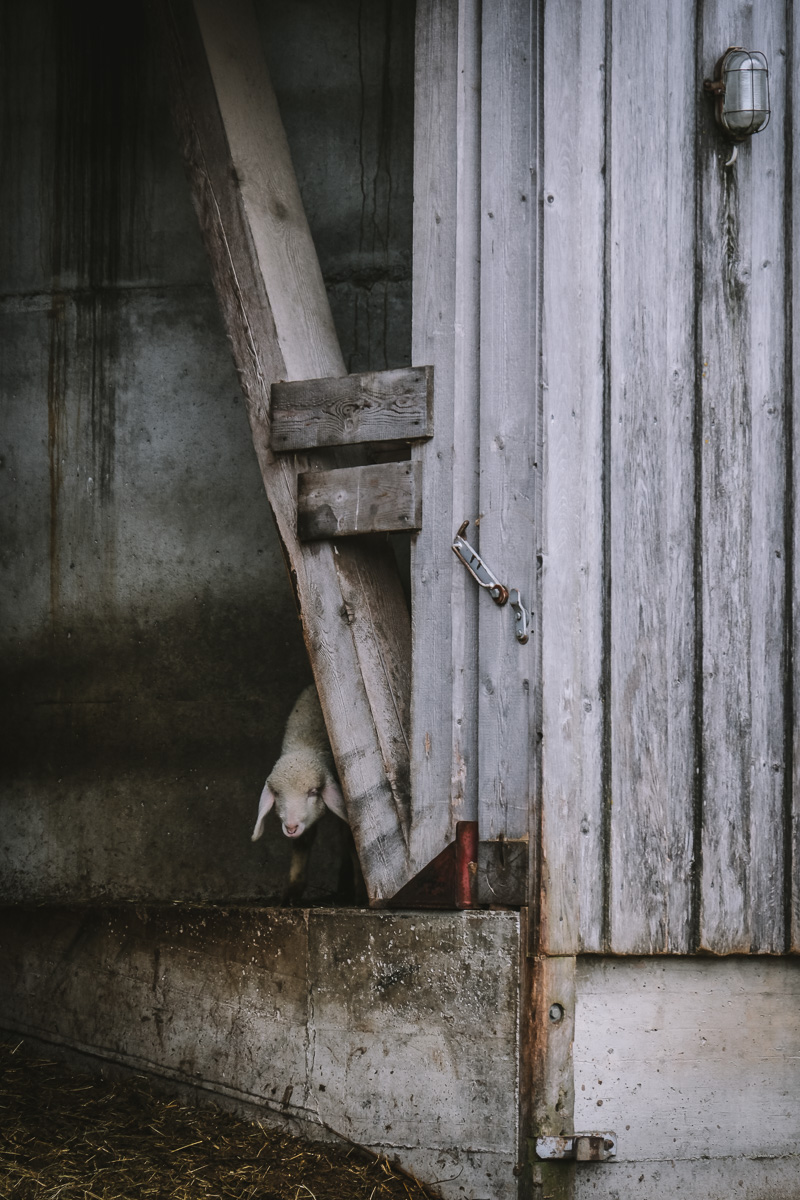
(271, 366), (433, 451)
(297, 462), (422, 540)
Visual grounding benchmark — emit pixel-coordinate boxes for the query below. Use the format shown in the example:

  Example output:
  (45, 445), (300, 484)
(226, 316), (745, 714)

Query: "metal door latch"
(452, 521), (531, 644)
(452, 521), (508, 605)
(534, 1133), (617, 1163)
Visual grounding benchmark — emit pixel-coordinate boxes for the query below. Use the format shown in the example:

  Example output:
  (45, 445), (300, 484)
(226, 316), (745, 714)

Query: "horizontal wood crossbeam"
(270, 366), (434, 451)
(297, 462), (422, 540)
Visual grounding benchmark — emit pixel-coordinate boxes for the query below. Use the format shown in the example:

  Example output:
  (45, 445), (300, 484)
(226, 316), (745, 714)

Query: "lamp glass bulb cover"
(721, 49), (770, 137)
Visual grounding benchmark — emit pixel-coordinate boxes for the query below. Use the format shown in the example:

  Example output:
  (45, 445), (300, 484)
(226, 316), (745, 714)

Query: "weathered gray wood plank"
(538, 0), (606, 956)
(528, 955), (577, 1200)
(270, 367), (433, 452)
(297, 462), (422, 540)
(741, 2), (788, 954)
(698, 0), (787, 953)
(607, 0), (697, 954)
(331, 544), (412, 836)
(791, 0), (800, 955)
(153, 0), (412, 900)
(477, 0), (538, 844)
(410, 0), (481, 873)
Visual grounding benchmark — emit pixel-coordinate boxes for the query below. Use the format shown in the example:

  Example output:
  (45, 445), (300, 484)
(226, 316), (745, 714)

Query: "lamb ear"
(322, 776), (348, 822)
(252, 782), (275, 841)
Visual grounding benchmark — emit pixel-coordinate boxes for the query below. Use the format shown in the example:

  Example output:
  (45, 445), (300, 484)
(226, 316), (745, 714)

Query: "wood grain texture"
(297, 462), (422, 540)
(541, 0), (792, 957)
(607, 0), (697, 954)
(192, 0), (341, 380)
(270, 367), (433, 451)
(478, 0), (538, 843)
(475, 838), (528, 906)
(152, 0), (412, 900)
(698, 0), (787, 953)
(528, 955), (577, 1200)
(792, 0), (800, 955)
(538, 0), (606, 956)
(410, 0), (481, 873)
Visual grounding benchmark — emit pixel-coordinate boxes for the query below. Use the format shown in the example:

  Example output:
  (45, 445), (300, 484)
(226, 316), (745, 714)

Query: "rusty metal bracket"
(386, 827), (529, 910)
(534, 1133), (617, 1163)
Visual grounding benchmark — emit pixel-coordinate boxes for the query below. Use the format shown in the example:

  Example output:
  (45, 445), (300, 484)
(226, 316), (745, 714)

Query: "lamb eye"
(308, 787), (320, 798)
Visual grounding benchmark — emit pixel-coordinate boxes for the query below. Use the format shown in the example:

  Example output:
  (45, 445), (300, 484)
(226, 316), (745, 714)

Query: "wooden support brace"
(151, 0), (414, 901)
(271, 366), (434, 452)
(298, 462), (422, 540)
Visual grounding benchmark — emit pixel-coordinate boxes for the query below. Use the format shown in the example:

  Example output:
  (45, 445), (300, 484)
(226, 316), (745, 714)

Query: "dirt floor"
(0, 1039), (441, 1199)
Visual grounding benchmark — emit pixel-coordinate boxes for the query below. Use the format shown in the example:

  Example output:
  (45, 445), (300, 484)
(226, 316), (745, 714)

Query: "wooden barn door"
(159, 0), (540, 903)
(159, 0), (799, 934)
(416, 0), (799, 1189)
(411, 0), (539, 889)
(538, 0), (799, 960)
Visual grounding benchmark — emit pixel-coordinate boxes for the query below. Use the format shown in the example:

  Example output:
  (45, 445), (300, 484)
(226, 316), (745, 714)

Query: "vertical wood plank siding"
(539, 0), (606, 954)
(410, 0), (481, 873)
(607, 0), (697, 954)
(478, 0), (539, 842)
(699, 0), (788, 954)
(791, 0), (800, 954)
(537, 0), (795, 954)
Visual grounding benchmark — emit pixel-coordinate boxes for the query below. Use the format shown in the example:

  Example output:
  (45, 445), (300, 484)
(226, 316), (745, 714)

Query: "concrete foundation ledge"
(0, 904), (522, 1200)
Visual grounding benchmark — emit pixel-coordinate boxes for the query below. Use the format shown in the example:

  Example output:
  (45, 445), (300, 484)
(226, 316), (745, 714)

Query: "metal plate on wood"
(475, 837), (528, 906)
(386, 822), (479, 910)
(534, 1133), (617, 1162)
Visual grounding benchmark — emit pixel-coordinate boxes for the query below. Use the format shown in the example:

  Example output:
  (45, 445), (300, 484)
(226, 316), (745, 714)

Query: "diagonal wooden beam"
(150, 0), (412, 901)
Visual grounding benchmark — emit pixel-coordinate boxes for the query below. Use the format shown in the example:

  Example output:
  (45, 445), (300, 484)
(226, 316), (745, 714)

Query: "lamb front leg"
(282, 825), (317, 906)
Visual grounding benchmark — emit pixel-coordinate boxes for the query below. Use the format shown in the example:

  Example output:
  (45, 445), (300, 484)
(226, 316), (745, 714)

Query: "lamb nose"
(285, 824), (299, 836)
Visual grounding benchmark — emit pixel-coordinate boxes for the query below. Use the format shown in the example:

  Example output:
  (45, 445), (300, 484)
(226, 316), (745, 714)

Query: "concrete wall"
(0, 905), (522, 1200)
(0, 0), (414, 903)
(571, 957), (800, 1200)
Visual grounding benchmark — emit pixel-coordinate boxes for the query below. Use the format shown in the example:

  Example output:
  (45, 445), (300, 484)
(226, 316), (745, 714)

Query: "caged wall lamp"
(704, 47), (770, 165)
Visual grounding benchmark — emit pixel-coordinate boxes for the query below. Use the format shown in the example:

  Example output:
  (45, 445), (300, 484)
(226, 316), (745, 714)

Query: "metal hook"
(724, 142), (738, 167)
(509, 589), (530, 645)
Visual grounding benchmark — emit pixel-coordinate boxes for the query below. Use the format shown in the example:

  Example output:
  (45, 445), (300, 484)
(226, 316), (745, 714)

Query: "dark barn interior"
(1, 0), (415, 906)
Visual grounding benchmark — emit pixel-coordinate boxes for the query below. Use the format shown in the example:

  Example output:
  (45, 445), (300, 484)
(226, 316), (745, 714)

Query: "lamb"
(251, 685), (353, 904)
